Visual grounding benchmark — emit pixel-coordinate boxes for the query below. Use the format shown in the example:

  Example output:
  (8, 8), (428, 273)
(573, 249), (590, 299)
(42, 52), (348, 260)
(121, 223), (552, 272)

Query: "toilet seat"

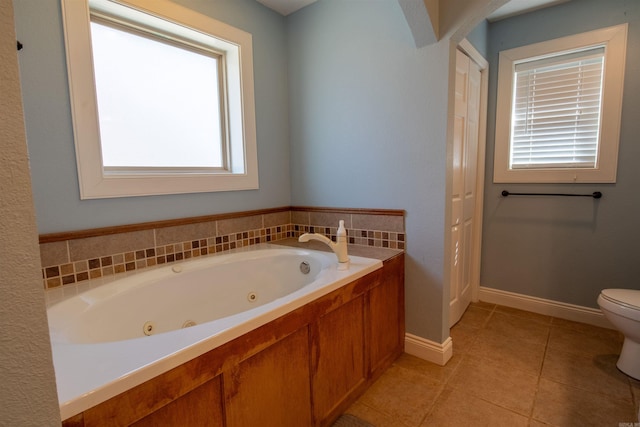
(601, 289), (640, 309)
(599, 289), (640, 322)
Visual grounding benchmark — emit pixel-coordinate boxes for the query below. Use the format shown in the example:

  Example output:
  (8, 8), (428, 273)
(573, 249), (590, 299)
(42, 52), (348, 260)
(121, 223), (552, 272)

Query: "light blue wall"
(482, 0), (640, 308)
(466, 18), (488, 58)
(14, 0), (290, 234)
(287, 0), (452, 341)
(16, 0), (472, 343)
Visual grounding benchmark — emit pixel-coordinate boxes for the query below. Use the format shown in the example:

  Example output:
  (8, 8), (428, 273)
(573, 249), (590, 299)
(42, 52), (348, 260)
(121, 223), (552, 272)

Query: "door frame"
(457, 39), (489, 304)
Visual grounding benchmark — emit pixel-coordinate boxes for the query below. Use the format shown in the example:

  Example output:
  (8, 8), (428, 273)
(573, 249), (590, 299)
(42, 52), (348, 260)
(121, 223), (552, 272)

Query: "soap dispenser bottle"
(337, 220), (347, 243)
(335, 220), (349, 270)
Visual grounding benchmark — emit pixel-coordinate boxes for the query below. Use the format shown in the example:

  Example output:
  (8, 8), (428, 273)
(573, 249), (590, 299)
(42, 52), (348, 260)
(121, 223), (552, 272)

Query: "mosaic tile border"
(43, 226), (291, 289)
(291, 225), (405, 249)
(41, 215), (405, 290)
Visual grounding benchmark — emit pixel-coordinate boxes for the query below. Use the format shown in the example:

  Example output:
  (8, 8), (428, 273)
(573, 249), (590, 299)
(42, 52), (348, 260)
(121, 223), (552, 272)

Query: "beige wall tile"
(68, 230), (154, 261)
(352, 214), (404, 232)
(39, 241), (68, 267)
(60, 264), (74, 276)
(309, 212), (351, 228)
(74, 260), (88, 272)
(263, 211), (291, 227)
(217, 215), (262, 235)
(291, 211), (310, 225)
(155, 221), (216, 246)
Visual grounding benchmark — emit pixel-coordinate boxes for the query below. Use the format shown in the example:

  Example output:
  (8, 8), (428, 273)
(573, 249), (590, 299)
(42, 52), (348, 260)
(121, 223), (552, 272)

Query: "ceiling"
(255, 0), (317, 16)
(487, 0), (570, 21)
(256, 0), (568, 20)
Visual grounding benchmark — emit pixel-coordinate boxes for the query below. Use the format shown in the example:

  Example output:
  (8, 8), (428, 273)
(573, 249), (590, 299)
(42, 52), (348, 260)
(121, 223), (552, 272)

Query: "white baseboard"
(478, 286), (614, 329)
(404, 334), (453, 366)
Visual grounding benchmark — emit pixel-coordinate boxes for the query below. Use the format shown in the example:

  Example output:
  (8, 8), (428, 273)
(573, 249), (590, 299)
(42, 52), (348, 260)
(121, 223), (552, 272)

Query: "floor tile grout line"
(416, 381), (448, 427)
(456, 307), (541, 423)
(392, 356), (466, 426)
(464, 391), (534, 421)
(527, 312), (554, 424)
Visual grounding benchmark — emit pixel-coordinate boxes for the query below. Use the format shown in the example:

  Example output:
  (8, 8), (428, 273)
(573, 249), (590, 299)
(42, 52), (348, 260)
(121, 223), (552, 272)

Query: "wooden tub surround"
(62, 252), (404, 427)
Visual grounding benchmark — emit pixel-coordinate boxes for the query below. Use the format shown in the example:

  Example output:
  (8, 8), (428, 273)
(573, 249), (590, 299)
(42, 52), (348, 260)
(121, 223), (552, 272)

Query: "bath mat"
(331, 413), (375, 427)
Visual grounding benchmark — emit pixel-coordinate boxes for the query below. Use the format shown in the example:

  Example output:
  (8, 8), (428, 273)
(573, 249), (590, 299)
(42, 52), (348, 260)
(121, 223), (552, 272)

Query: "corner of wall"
(0, 1), (61, 424)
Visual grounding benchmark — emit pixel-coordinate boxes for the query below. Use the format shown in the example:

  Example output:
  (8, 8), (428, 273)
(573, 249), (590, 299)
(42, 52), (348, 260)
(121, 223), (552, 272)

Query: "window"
(61, 0), (258, 199)
(494, 24), (627, 183)
(91, 18), (225, 171)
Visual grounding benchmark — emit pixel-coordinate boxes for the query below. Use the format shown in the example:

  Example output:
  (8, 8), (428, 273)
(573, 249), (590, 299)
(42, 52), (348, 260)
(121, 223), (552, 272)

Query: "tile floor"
(345, 302), (640, 426)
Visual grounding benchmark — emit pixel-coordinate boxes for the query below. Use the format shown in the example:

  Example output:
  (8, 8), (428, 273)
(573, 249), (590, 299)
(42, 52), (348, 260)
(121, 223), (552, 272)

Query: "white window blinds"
(510, 47), (605, 169)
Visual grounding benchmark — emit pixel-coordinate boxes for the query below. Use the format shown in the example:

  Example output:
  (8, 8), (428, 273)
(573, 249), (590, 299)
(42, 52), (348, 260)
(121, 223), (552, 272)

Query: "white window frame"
(494, 24), (627, 183)
(61, 0), (259, 199)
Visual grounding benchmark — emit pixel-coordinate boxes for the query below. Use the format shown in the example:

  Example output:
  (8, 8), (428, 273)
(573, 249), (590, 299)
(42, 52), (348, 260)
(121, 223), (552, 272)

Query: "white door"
(450, 48), (482, 327)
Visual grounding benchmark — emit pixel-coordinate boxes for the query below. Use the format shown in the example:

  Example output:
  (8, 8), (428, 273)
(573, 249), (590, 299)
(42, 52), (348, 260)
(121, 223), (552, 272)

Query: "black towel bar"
(501, 190), (602, 199)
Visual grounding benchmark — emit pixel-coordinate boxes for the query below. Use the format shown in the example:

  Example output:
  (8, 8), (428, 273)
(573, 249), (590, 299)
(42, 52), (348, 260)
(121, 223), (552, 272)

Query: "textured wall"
(0, 0), (60, 424)
(482, 0), (640, 307)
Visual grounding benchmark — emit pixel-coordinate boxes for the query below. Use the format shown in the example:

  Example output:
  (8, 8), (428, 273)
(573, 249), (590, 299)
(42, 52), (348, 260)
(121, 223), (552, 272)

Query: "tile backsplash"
(40, 207), (405, 289)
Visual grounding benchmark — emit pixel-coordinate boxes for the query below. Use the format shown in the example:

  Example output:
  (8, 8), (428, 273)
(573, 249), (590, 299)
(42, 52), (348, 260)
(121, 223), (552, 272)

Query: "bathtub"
(46, 243), (383, 420)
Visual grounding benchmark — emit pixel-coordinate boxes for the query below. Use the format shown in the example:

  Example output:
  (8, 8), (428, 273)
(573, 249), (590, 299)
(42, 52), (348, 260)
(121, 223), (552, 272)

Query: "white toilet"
(597, 288), (640, 380)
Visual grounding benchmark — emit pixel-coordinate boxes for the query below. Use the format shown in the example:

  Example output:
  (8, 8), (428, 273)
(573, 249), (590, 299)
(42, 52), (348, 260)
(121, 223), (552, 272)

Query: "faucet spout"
(298, 232), (334, 247)
(298, 220), (350, 270)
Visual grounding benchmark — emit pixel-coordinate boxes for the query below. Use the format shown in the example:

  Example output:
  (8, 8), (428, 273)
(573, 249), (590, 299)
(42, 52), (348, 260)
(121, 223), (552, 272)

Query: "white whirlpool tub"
(46, 243), (382, 420)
